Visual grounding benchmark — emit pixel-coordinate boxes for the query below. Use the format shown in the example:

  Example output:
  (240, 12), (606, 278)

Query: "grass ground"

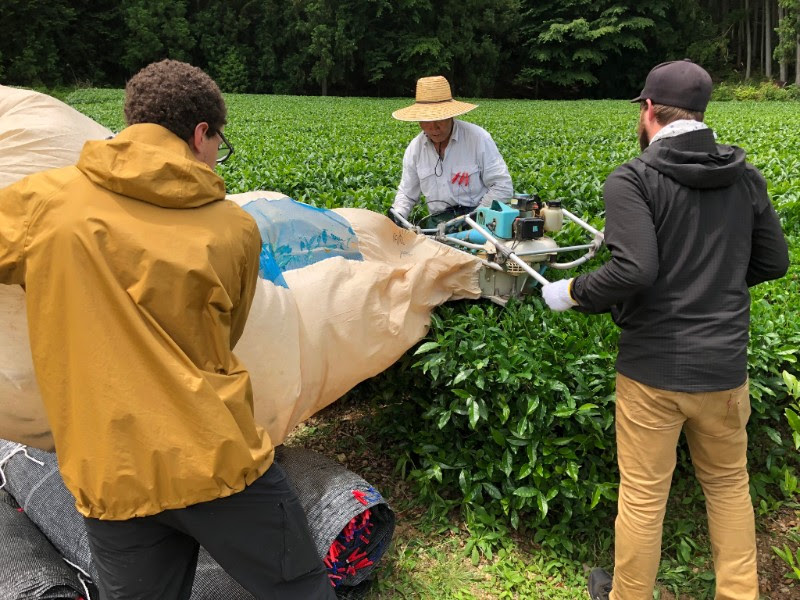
(288, 393), (800, 600)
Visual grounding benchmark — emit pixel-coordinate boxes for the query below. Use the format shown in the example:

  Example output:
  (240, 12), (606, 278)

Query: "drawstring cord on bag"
(62, 558), (94, 600)
(0, 445), (94, 600)
(0, 445), (45, 490)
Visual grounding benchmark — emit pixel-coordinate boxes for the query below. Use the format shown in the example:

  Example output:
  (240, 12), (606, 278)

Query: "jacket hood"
(77, 123), (225, 208)
(637, 128), (746, 189)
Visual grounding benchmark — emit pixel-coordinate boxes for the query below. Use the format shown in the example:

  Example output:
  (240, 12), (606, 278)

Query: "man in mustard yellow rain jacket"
(0, 60), (334, 599)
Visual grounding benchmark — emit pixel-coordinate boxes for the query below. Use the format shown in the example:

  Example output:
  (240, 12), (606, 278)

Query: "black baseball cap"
(631, 59), (712, 112)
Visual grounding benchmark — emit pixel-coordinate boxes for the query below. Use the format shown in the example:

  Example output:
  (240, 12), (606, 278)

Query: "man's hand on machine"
(386, 206), (404, 226)
(542, 278), (578, 312)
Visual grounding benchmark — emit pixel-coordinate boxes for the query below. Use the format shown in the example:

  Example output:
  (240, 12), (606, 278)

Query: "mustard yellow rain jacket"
(0, 123), (273, 519)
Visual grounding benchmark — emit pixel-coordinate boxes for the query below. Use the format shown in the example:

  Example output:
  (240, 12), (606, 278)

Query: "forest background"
(3, 0), (800, 98)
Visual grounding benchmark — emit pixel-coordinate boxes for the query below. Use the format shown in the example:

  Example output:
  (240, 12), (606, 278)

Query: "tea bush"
(370, 300), (621, 541)
(784, 370), (800, 451)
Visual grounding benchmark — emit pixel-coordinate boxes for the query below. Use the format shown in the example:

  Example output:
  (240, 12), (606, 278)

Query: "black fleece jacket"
(571, 128), (789, 392)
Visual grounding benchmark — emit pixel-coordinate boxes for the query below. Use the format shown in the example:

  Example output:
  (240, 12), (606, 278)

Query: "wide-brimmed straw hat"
(392, 76), (477, 122)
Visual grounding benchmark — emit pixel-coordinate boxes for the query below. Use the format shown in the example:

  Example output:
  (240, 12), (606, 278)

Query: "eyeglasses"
(216, 131), (234, 164)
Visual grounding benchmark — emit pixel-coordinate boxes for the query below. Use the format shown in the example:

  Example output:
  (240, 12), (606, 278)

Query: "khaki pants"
(611, 373), (758, 600)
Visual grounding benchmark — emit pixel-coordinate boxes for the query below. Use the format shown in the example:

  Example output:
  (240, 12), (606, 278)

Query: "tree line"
(2, 0), (798, 98)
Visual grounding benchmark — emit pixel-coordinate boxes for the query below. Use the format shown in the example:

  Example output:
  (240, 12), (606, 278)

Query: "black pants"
(83, 463), (335, 600)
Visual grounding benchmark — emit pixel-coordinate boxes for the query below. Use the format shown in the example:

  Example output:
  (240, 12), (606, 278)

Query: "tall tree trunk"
(746, 0), (753, 78)
(756, 0), (763, 76)
(737, 19), (742, 67)
(723, 0), (731, 52)
(779, 9), (786, 82)
(796, 34), (800, 86)
(765, 0), (772, 78)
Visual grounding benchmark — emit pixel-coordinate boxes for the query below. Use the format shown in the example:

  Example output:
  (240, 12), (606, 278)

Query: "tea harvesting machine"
(388, 195), (604, 305)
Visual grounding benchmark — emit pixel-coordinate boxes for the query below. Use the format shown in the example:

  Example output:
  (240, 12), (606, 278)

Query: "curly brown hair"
(124, 59), (226, 142)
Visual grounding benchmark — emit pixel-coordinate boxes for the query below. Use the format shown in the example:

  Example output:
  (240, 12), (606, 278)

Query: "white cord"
(0, 445), (44, 490)
(62, 557), (94, 600)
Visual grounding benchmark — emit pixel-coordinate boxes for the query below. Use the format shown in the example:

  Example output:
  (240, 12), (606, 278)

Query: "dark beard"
(637, 116), (650, 151)
(636, 115), (650, 152)
(638, 128), (650, 151)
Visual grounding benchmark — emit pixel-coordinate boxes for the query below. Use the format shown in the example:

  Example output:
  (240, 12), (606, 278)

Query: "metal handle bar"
(538, 209), (603, 270)
(548, 232), (604, 269)
(464, 216), (549, 286)
(562, 208), (604, 239)
(387, 208), (417, 230)
(388, 208), (503, 271)
(388, 206), (605, 282)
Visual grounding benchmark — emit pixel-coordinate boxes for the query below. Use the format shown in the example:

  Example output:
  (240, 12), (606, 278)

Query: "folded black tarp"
(275, 446), (394, 590)
(0, 489), (92, 600)
(0, 441), (393, 599)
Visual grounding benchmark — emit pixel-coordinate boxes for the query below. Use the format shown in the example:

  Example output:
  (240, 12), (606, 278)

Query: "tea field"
(63, 89), (800, 599)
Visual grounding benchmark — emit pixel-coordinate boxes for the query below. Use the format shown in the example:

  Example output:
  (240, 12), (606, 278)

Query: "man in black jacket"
(542, 60), (789, 600)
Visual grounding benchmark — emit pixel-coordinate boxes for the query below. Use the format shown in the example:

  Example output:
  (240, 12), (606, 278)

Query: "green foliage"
(772, 532), (800, 581)
(769, 364), (800, 585)
(744, 277), (800, 510)
(63, 89), (126, 133)
(387, 301), (619, 538)
(682, 4), (746, 78)
(292, 0), (360, 95)
(0, 0), (76, 85)
(483, 546), (589, 598)
(711, 82), (738, 101)
(784, 370), (800, 450)
(713, 81), (800, 101)
(210, 48), (249, 94)
(775, 0), (800, 67)
(120, 0), (194, 72)
(516, 2), (663, 92)
(787, 84), (800, 100)
(371, 528), (591, 598)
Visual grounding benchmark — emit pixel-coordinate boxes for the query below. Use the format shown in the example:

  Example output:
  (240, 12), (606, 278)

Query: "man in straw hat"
(541, 59), (788, 600)
(390, 75), (512, 226)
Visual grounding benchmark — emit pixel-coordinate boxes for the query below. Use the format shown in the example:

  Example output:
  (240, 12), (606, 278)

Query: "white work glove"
(542, 278), (578, 312)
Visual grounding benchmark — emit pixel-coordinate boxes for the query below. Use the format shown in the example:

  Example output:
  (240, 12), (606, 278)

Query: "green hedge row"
(712, 81), (800, 101)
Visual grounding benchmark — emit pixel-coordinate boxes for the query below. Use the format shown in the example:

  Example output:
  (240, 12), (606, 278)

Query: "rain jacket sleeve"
(571, 165), (659, 313)
(231, 220), (261, 348)
(744, 169), (789, 287)
(0, 179), (35, 285)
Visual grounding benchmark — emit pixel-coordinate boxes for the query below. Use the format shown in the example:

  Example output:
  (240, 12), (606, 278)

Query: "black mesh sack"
(0, 489), (91, 600)
(0, 441), (98, 584)
(275, 446), (395, 590)
(0, 441), (394, 598)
